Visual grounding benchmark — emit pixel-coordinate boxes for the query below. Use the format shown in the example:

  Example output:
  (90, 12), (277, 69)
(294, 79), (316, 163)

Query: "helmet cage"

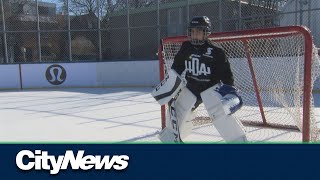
(187, 27), (211, 45)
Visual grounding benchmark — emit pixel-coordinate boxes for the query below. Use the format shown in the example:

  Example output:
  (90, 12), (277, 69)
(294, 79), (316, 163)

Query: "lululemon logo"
(46, 64), (67, 85)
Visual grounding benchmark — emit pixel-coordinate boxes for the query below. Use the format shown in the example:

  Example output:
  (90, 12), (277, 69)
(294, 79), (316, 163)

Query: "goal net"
(159, 26), (320, 142)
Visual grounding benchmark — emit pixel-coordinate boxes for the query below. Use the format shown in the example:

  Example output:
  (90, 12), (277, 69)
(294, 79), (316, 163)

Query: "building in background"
(2, 0), (59, 63)
(280, 0), (320, 46)
(106, 0), (278, 60)
(0, 0), (318, 63)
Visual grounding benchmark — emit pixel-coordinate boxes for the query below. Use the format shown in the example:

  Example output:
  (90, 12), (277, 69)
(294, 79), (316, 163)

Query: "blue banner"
(0, 144), (319, 180)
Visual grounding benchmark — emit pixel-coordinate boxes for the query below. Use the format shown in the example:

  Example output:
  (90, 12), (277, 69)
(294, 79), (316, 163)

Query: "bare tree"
(105, 0), (126, 13)
(58, 0), (158, 17)
(129, 0), (157, 8)
(59, 0), (106, 16)
(104, 0), (156, 14)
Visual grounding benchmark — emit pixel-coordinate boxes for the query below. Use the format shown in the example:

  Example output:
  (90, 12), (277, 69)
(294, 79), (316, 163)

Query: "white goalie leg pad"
(159, 87), (197, 142)
(151, 69), (185, 105)
(159, 127), (177, 143)
(159, 103), (181, 143)
(200, 86), (247, 142)
(175, 87), (196, 140)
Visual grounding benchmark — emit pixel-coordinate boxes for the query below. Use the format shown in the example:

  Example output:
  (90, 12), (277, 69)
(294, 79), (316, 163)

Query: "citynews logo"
(16, 150), (129, 175)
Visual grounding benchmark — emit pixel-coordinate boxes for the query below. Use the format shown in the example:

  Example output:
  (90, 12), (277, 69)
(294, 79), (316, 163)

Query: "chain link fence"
(0, 0), (319, 63)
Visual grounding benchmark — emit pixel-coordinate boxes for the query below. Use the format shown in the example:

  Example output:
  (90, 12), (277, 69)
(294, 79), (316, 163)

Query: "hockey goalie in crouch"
(152, 16), (248, 143)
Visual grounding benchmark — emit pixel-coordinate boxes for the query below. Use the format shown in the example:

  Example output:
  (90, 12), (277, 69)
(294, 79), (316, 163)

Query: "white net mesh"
(161, 27), (320, 142)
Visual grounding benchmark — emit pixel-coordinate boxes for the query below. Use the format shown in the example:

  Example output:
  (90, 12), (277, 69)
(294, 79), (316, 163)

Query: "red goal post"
(158, 26), (320, 142)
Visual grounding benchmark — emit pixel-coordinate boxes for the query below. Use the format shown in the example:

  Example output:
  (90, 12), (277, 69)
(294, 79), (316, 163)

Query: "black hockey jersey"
(171, 40), (234, 98)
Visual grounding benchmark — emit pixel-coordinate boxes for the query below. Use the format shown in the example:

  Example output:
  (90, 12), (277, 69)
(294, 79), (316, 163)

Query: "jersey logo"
(205, 48), (213, 56)
(185, 56), (211, 76)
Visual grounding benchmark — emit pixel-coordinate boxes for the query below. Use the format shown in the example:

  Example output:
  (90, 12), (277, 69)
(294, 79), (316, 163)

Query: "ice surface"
(0, 87), (319, 143)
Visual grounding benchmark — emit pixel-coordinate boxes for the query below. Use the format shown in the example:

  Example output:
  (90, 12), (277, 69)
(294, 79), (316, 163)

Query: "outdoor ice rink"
(0, 87), (320, 143)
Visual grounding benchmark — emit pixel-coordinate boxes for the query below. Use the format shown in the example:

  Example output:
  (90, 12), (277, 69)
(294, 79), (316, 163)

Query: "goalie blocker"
(151, 69), (185, 105)
(201, 84), (247, 142)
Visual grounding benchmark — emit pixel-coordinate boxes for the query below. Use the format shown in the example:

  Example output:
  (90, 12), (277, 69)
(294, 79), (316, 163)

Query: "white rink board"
(0, 65), (20, 89)
(315, 77), (320, 90)
(0, 57), (317, 90)
(21, 63), (97, 88)
(0, 87), (319, 143)
(4, 61), (159, 89)
(96, 61), (159, 87)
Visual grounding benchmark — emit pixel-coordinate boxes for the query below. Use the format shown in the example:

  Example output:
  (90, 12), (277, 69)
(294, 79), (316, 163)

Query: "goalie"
(152, 16), (247, 143)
